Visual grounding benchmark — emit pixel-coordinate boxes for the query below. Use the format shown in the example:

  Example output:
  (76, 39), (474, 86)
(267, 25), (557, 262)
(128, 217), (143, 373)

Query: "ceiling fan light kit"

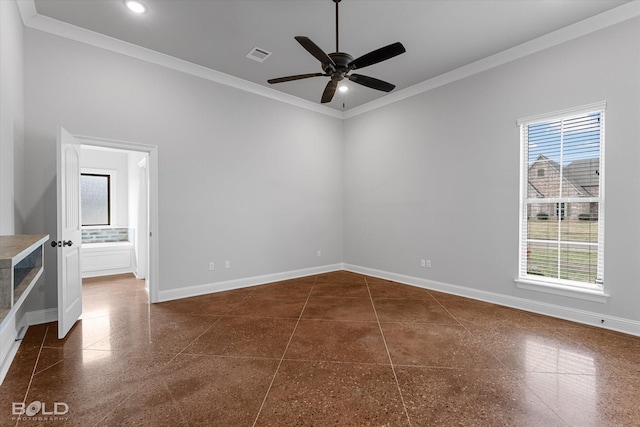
(268, 0), (406, 104)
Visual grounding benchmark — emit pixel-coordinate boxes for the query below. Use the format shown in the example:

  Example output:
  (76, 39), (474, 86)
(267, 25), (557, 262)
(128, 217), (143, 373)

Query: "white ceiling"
(27, 0), (633, 112)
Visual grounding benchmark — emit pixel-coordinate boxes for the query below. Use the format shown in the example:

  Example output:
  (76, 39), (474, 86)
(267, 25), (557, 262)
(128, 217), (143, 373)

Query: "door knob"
(51, 240), (73, 248)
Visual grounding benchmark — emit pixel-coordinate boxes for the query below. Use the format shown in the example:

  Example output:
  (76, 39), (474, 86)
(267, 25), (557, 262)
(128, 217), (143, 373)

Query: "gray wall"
(0, 0), (24, 235)
(22, 28), (344, 310)
(343, 17), (640, 322)
(81, 146), (130, 227)
(17, 10), (640, 330)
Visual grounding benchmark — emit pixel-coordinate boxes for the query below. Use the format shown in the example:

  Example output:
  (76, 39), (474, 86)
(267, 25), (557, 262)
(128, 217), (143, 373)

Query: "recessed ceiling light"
(124, 0), (147, 14)
(338, 85), (349, 93)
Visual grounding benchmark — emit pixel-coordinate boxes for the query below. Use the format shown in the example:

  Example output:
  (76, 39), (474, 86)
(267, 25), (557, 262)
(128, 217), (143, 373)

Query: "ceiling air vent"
(246, 47), (272, 63)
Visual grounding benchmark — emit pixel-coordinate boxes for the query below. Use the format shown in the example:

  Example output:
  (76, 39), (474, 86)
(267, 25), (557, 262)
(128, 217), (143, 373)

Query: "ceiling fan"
(268, 0), (406, 104)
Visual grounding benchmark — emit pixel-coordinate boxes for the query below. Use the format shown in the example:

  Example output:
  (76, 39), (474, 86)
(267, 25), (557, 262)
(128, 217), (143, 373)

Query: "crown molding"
(345, 0), (640, 119)
(15, 0), (640, 121)
(15, 0), (344, 120)
(15, 0), (36, 25)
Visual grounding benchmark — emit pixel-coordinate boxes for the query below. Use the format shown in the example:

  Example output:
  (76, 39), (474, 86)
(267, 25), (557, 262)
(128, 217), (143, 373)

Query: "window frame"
(81, 168), (117, 227)
(516, 102), (607, 301)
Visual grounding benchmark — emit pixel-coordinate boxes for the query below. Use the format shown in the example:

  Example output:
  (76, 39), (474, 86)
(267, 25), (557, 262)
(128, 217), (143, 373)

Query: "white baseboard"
(0, 307), (58, 386)
(344, 264), (640, 337)
(25, 308), (58, 326)
(0, 316), (20, 386)
(158, 264), (344, 302)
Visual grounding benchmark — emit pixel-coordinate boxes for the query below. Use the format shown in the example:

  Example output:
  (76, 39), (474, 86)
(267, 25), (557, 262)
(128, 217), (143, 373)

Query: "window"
(518, 102), (605, 293)
(81, 173), (111, 226)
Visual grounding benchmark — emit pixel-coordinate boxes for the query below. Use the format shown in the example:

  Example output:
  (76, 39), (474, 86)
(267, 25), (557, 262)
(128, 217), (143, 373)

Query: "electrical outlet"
(426, 260), (431, 269)
(420, 259), (426, 268)
(209, 262), (215, 271)
(317, 250), (322, 257)
(225, 260), (231, 269)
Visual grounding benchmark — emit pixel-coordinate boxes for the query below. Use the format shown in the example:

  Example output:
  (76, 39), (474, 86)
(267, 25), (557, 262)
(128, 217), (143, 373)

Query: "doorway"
(77, 135), (159, 304)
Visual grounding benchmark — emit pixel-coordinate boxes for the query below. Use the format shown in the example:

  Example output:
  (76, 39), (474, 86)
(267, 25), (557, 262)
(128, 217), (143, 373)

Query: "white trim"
(516, 101), (607, 126)
(344, 264), (640, 338)
(80, 167), (117, 226)
(18, 5), (342, 120)
(515, 279), (608, 303)
(0, 330), (20, 386)
(24, 307), (58, 325)
(76, 135), (160, 303)
(345, 3), (636, 118)
(16, 1), (639, 119)
(15, 0), (36, 26)
(517, 104), (606, 295)
(157, 264), (343, 302)
(0, 307), (57, 386)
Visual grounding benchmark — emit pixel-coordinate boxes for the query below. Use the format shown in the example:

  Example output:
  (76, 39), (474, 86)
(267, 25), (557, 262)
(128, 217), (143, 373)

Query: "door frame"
(76, 134), (160, 303)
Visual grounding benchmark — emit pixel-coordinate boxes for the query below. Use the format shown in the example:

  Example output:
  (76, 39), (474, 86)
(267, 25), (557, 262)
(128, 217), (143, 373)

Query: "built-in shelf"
(0, 234), (49, 386)
(0, 234), (49, 324)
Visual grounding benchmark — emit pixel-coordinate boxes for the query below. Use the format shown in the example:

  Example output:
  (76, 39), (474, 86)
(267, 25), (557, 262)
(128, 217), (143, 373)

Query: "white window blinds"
(518, 102), (605, 290)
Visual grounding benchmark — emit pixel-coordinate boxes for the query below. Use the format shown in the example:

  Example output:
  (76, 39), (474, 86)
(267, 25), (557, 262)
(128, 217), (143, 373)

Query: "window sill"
(515, 279), (609, 303)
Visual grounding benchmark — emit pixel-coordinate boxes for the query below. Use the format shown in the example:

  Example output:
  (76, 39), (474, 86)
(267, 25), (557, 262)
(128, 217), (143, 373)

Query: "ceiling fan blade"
(295, 36), (336, 69)
(321, 80), (339, 103)
(348, 74), (396, 92)
(268, 73), (325, 84)
(349, 42), (406, 70)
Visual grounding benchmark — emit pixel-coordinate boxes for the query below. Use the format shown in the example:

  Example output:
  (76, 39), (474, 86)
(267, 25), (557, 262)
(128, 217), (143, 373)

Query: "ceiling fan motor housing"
(267, 0), (405, 103)
(324, 52), (353, 80)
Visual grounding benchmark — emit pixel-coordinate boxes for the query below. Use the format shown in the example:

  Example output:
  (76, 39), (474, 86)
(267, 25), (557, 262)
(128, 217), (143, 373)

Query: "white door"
(137, 157), (148, 281)
(56, 127), (82, 338)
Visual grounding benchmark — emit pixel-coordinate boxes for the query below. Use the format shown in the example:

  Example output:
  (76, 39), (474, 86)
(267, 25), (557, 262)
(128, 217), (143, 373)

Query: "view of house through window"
(81, 173), (111, 226)
(518, 103), (605, 289)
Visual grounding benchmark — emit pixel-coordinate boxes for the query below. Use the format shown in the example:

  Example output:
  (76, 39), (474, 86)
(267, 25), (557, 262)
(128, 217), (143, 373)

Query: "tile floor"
(1, 271), (640, 426)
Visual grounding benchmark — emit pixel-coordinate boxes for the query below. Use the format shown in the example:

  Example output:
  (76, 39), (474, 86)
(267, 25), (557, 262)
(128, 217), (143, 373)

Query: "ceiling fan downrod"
(267, 0), (405, 104)
(334, 0), (341, 53)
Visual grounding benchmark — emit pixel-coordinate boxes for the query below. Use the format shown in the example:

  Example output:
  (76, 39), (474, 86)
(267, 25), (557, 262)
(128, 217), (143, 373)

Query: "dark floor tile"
(557, 327), (640, 376)
(86, 311), (221, 355)
(524, 371), (640, 426)
(424, 288), (469, 300)
(226, 295), (308, 319)
(256, 360), (409, 427)
(82, 291), (149, 319)
(467, 324), (599, 374)
(97, 376), (189, 426)
(366, 278), (433, 300)
(0, 338), (45, 426)
(22, 349), (174, 426)
(302, 296), (376, 321)
(311, 281), (370, 297)
(438, 298), (540, 327)
(40, 313), (139, 356)
(396, 366), (565, 426)
(251, 282), (313, 299)
(382, 322), (503, 369)
(285, 320), (389, 364)
(4, 271), (640, 427)
(524, 312), (590, 330)
(245, 280), (314, 298)
(19, 323), (49, 347)
(184, 316), (297, 358)
(315, 271), (365, 284)
(108, 354), (278, 427)
(152, 291), (248, 316)
(374, 298), (458, 324)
